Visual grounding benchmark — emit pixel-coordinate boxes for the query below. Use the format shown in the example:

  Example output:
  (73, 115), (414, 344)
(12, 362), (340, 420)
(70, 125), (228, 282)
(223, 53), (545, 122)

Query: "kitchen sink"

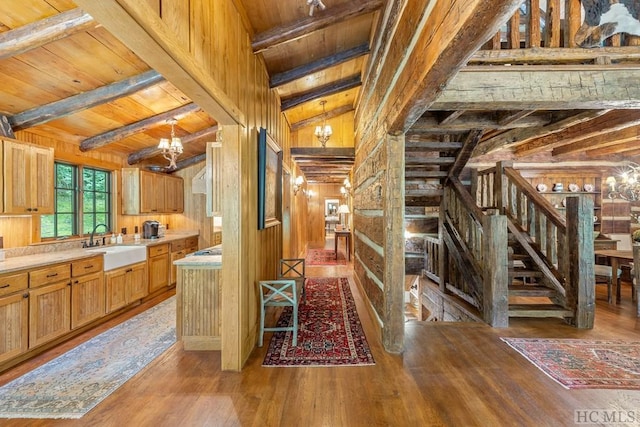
(86, 245), (147, 271)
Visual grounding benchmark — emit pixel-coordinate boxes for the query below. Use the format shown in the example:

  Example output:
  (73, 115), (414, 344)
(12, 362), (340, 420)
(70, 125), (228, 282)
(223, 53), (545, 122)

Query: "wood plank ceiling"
(1, 1), (640, 184)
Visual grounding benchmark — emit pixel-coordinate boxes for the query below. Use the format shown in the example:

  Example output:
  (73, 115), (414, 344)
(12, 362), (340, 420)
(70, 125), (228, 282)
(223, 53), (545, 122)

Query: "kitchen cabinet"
(185, 236), (199, 253)
(0, 271), (29, 364)
(165, 174), (184, 213)
(122, 168), (184, 214)
(170, 239), (186, 286)
(3, 139), (54, 214)
(28, 263), (71, 349)
(148, 243), (170, 293)
(70, 256), (104, 329)
(105, 261), (147, 314)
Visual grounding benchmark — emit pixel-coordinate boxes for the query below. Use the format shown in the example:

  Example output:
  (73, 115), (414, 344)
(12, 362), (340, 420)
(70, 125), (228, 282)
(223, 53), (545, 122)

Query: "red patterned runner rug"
(263, 277), (375, 367)
(305, 248), (347, 266)
(501, 338), (640, 390)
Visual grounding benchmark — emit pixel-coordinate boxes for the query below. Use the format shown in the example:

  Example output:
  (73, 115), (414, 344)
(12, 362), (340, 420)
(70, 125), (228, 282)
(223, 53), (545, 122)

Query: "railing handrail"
(503, 167), (567, 230)
(450, 177), (485, 226)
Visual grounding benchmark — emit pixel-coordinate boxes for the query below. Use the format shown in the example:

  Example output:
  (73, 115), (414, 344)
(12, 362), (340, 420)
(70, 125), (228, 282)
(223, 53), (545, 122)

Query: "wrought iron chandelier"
(606, 162), (640, 201)
(314, 100), (332, 148)
(157, 118), (184, 170)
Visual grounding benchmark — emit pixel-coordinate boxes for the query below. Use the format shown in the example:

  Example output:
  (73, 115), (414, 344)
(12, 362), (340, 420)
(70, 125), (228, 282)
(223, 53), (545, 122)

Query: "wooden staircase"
(506, 223), (573, 320)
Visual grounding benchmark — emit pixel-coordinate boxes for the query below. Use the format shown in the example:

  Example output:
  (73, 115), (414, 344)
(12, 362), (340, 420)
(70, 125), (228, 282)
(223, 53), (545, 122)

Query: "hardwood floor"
(1, 240), (639, 426)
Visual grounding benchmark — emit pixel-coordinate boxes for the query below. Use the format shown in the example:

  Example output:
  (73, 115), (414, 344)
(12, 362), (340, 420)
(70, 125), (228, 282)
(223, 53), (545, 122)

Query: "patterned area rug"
(305, 248), (347, 266)
(0, 297), (176, 419)
(502, 338), (640, 390)
(263, 277), (375, 367)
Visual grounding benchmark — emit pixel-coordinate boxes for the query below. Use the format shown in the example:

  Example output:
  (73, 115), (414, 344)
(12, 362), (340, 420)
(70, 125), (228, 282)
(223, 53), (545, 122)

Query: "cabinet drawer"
(0, 271), (28, 297)
(185, 236), (198, 251)
(71, 256), (103, 277)
(29, 263), (70, 288)
(171, 239), (185, 252)
(148, 243), (169, 257)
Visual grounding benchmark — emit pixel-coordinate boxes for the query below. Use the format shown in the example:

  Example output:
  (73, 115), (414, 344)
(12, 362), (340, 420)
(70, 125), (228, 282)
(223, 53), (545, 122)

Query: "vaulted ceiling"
(1, 1), (640, 185)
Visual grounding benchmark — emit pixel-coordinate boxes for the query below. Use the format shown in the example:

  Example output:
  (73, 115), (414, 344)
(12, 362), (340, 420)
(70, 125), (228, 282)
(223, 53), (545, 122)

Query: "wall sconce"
(293, 175), (304, 195)
(340, 178), (352, 198)
(306, 190), (315, 200)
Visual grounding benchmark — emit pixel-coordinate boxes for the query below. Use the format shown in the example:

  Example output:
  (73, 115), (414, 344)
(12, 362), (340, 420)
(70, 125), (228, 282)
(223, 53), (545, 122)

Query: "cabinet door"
(165, 175), (184, 213)
(140, 171), (165, 213)
(105, 268), (128, 314)
(148, 253), (170, 293)
(29, 281), (71, 348)
(0, 292), (29, 364)
(127, 263), (148, 302)
(170, 250), (186, 286)
(4, 141), (31, 213)
(29, 145), (54, 214)
(71, 271), (104, 329)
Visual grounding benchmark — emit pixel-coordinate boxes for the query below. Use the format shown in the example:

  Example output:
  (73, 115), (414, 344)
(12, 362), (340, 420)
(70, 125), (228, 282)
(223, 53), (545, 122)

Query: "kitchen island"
(174, 246), (222, 351)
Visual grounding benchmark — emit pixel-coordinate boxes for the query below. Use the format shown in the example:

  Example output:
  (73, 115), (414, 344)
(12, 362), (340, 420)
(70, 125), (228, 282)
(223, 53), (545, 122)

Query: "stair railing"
(474, 161), (595, 328)
(442, 176), (509, 326)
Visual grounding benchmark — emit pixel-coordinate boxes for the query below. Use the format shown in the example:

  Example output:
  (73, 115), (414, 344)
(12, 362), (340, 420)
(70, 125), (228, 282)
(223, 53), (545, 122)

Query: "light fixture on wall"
(340, 177), (352, 198)
(307, 0), (326, 16)
(293, 175), (304, 195)
(157, 118), (183, 170)
(314, 100), (332, 148)
(306, 189), (315, 200)
(337, 204), (350, 229)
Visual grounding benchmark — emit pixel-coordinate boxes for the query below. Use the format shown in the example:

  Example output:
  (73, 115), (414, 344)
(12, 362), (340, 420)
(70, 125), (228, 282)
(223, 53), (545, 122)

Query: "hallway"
(0, 242), (639, 426)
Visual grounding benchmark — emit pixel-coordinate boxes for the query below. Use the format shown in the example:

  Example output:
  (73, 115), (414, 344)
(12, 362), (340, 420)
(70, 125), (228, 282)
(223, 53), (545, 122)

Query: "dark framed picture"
(257, 127), (282, 230)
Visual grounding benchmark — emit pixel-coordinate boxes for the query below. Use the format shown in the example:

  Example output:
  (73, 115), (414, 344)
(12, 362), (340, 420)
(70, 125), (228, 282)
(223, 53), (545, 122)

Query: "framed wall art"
(257, 127), (282, 230)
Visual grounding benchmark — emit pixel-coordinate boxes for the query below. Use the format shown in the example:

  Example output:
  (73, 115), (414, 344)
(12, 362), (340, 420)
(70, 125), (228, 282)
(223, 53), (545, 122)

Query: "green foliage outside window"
(41, 163), (111, 239)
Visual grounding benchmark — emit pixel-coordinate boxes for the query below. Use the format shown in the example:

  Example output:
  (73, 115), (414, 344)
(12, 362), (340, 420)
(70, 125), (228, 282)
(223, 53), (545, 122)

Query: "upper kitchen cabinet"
(122, 168), (184, 215)
(3, 139), (54, 214)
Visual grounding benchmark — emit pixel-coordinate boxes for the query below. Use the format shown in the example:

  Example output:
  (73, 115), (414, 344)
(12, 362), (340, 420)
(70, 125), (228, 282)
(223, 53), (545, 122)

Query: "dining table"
(594, 249), (637, 309)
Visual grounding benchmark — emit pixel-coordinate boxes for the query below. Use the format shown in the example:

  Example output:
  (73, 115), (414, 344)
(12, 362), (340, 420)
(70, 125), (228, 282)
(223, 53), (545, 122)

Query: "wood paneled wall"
(306, 184), (344, 244)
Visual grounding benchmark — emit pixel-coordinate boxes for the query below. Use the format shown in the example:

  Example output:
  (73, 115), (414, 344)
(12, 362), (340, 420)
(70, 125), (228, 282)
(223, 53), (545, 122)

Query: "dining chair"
(627, 262), (638, 303)
(258, 279), (298, 347)
(278, 258), (306, 304)
(594, 265), (621, 303)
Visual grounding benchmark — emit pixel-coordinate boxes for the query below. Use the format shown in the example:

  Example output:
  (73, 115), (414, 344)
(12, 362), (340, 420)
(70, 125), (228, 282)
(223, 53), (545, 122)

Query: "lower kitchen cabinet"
(29, 281), (71, 349)
(70, 256), (104, 329)
(148, 244), (169, 293)
(105, 262), (148, 314)
(0, 291), (29, 364)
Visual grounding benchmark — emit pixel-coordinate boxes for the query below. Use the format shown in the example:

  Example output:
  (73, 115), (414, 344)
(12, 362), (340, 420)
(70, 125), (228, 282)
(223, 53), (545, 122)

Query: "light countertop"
(0, 231), (199, 274)
(174, 244), (222, 268)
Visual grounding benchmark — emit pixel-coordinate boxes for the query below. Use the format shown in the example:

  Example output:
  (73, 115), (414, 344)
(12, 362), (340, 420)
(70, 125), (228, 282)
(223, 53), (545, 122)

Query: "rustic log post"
(495, 160), (512, 213)
(383, 133), (405, 353)
(470, 168), (478, 205)
(634, 244), (640, 317)
(565, 196), (595, 328)
(438, 189), (449, 293)
(482, 210), (509, 327)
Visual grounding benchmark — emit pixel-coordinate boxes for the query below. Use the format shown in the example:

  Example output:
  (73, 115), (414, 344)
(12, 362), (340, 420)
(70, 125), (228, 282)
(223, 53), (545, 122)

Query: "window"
(41, 163), (112, 239)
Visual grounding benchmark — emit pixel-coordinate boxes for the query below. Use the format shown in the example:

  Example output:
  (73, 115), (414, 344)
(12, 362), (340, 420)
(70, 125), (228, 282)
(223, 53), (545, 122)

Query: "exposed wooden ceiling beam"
(290, 147), (355, 157)
(10, 70), (164, 131)
(497, 110), (535, 126)
(173, 153), (206, 171)
(281, 75), (361, 111)
(552, 127), (640, 157)
(290, 105), (354, 132)
(433, 66), (640, 110)
(270, 43), (369, 88)
(80, 103), (200, 152)
(251, 0), (383, 53)
(128, 125), (219, 164)
(515, 110), (640, 156)
(411, 112), (552, 132)
(0, 116), (15, 138)
(0, 8), (97, 60)
(471, 110), (610, 157)
(447, 130), (484, 179)
(468, 46), (640, 65)
(437, 110), (465, 125)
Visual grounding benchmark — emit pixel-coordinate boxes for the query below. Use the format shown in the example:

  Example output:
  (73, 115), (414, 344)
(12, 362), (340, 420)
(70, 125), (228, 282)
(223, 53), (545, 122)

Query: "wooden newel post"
(634, 244), (640, 317)
(482, 211), (509, 327)
(566, 196), (595, 328)
(495, 160), (513, 213)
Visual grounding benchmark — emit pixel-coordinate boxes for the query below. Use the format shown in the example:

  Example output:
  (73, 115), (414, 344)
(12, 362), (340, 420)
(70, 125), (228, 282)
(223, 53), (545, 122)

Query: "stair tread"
(508, 304), (573, 318)
(508, 285), (557, 296)
(509, 269), (543, 278)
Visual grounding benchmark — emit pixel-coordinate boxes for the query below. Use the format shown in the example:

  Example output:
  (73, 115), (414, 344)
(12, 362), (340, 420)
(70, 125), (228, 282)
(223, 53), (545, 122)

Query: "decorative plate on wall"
(583, 184), (595, 192)
(536, 183), (548, 192)
(568, 183), (580, 192)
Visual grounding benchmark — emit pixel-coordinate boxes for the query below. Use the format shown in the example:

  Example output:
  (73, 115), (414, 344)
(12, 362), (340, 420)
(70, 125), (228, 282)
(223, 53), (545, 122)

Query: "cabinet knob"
(32, 208), (38, 212)
(22, 293), (29, 299)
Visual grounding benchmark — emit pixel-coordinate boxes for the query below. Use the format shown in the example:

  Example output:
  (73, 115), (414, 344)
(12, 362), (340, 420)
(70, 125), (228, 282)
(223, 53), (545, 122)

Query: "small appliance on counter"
(158, 224), (166, 238)
(142, 220), (161, 239)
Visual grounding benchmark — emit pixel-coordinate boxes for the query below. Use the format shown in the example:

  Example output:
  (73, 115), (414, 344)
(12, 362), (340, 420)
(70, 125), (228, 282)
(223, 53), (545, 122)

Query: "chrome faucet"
(87, 223), (109, 247)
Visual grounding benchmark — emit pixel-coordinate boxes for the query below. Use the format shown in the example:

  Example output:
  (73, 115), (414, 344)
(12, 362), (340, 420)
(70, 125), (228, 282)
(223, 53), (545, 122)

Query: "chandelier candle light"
(314, 100), (332, 148)
(157, 118), (184, 170)
(606, 163), (640, 201)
